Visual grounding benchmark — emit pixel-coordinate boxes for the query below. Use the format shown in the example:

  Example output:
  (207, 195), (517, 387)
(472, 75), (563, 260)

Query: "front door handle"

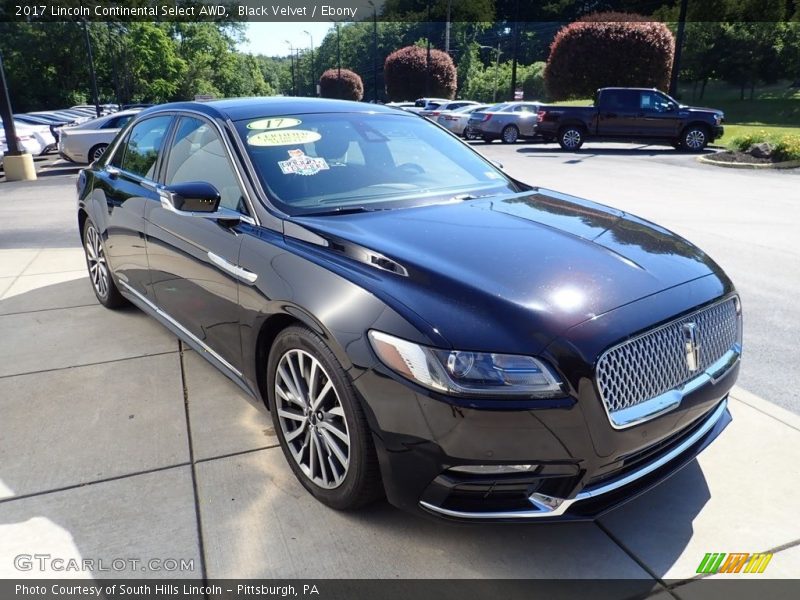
(207, 251), (258, 284)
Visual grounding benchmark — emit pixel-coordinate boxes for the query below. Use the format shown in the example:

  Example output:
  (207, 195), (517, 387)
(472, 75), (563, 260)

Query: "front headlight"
(368, 330), (564, 398)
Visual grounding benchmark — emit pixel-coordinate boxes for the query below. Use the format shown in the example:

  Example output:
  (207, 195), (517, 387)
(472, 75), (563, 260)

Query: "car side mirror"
(160, 181), (221, 214)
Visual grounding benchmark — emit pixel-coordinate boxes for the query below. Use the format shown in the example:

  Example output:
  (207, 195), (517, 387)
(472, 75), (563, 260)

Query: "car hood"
(680, 105), (723, 117)
(293, 189), (724, 353)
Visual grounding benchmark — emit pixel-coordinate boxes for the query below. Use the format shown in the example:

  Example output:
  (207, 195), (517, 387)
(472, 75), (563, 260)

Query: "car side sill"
(118, 280), (257, 401)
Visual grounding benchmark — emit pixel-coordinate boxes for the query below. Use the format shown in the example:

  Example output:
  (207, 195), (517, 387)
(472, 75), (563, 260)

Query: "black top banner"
(1, 0), (798, 23)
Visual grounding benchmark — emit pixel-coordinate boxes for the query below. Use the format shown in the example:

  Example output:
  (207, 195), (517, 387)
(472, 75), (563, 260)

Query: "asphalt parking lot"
(1, 146), (799, 590)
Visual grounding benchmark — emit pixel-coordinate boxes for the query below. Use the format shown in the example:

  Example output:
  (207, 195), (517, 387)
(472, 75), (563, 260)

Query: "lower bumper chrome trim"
(419, 397), (728, 520)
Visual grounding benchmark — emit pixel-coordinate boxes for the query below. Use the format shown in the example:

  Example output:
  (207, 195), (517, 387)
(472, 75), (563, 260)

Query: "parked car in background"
(58, 109), (141, 163)
(1, 126), (44, 163)
(467, 101), (543, 143)
(0, 118), (56, 154)
(77, 97), (740, 520)
(536, 88), (725, 151)
(419, 100), (480, 119)
(436, 104), (492, 138)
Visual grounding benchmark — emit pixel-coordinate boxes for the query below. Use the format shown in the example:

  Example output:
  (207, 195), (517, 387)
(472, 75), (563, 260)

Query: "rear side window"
(114, 115), (172, 179)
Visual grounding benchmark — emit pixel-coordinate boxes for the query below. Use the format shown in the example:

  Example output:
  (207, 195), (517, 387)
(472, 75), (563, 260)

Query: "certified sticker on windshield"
(247, 117), (302, 130)
(248, 129), (321, 147)
(278, 149), (330, 176)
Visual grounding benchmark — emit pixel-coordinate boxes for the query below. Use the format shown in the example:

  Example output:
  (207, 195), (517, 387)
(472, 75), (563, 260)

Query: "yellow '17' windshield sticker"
(247, 130), (321, 147)
(247, 117), (302, 130)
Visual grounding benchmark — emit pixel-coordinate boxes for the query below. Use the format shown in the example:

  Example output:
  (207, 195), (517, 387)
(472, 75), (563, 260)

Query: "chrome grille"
(596, 298), (739, 415)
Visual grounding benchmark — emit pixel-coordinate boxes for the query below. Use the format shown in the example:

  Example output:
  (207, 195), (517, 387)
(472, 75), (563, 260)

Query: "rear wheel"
(464, 127), (479, 141)
(267, 326), (382, 510)
(681, 126), (709, 152)
(89, 143), (108, 163)
(558, 126), (585, 151)
(82, 219), (127, 309)
(501, 125), (519, 144)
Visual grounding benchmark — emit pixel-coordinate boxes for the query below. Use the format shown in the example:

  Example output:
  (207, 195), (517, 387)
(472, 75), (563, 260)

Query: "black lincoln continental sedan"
(76, 98), (741, 521)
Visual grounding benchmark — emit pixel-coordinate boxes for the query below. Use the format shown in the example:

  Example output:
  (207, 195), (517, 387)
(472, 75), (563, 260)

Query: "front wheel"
(82, 219), (128, 308)
(681, 126), (709, 152)
(267, 326), (382, 510)
(558, 126), (585, 151)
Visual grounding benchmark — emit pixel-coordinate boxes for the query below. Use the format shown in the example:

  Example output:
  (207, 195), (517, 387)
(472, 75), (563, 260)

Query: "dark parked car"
(77, 98), (741, 521)
(537, 88), (725, 151)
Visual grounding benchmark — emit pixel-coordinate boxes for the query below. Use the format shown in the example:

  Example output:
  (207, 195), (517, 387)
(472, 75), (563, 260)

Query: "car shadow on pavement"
(515, 144), (718, 157)
(0, 278), (710, 581)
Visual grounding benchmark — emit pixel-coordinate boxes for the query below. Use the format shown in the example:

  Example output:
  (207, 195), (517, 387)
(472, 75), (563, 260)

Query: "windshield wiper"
(297, 206), (380, 217)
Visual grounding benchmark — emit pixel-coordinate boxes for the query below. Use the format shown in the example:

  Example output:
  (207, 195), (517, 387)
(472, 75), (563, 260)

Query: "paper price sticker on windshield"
(247, 117), (302, 130)
(248, 129), (321, 147)
(278, 149), (330, 176)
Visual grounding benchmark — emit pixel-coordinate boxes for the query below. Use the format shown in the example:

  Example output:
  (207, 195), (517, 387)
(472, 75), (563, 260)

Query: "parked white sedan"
(436, 104), (492, 138)
(1, 125), (45, 164)
(58, 110), (140, 163)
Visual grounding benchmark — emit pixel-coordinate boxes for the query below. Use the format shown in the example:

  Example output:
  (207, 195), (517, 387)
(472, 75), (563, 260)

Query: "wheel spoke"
(278, 408), (305, 422)
(320, 428), (348, 468)
(310, 379), (333, 411)
(318, 420), (349, 445)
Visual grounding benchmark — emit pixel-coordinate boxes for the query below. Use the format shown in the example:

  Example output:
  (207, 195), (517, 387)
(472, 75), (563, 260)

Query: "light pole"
(81, 20), (101, 118)
(367, 0), (378, 102)
(303, 30), (315, 96)
(480, 43), (503, 102)
(285, 40), (295, 96)
(669, 0), (689, 97)
(335, 22), (342, 98)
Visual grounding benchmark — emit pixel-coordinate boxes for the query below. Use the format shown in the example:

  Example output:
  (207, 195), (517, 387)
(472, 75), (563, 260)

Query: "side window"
(117, 115), (172, 179)
(164, 116), (248, 214)
(641, 91), (672, 113)
(103, 114), (134, 129)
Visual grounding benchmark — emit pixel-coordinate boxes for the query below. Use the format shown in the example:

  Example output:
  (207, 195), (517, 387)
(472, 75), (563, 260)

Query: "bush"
(544, 12), (675, 100)
(729, 130), (800, 161)
(319, 68), (364, 101)
(384, 45), (457, 101)
(521, 62), (547, 101)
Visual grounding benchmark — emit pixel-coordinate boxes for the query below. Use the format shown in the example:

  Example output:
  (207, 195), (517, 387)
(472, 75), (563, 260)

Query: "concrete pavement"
(1, 170), (799, 591)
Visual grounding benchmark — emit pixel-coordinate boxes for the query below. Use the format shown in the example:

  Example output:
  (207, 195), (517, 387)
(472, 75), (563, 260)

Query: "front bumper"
(712, 125), (724, 141)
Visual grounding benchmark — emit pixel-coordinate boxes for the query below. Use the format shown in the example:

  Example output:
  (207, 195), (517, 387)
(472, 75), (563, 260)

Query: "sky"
(238, 22), (335, 57)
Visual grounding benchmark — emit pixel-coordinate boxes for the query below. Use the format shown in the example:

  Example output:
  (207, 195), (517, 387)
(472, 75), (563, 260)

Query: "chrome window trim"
(118, 280), (243, 377)
(98, 114), (174, 186)
(419, 398), (728, 520)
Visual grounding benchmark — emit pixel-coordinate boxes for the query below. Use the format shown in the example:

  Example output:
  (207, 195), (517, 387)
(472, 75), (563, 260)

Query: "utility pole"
(509, 0), (521, 99)
(445, 0), (452, 54)
(480, 43), (503, 103)
(1, 50), (36, 181)
(285, 41), (295, 95)
(335, 21), (342, 98)
(669, 0), (689, 97)
(81, 20), (101, 118)
(368, 0), (378, 102)
(425, 0), (432, 96)
(303, 31), (315, 96)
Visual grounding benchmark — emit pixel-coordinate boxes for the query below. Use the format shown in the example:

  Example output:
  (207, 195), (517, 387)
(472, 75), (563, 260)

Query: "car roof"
(139, 97), (405, 122)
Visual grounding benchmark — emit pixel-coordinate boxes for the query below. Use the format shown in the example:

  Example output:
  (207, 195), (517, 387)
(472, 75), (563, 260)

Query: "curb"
(696, 155), (800, 170)
(729, 386), (800, 432)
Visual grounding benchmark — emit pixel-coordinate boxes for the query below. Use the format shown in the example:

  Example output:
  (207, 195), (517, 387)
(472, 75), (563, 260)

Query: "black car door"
(596, 90), (639, 137)
(637, 90), (681, 138)
(145, 114), (254, 372)
(91, 114), (174, 299)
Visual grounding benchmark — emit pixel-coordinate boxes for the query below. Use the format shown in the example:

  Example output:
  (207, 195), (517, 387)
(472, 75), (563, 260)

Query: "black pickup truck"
(537, 88), (725, 152)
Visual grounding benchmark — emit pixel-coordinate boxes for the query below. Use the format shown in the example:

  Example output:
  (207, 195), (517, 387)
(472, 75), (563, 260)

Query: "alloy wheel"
(275, 349), (351, 489)
(562, 129), (581, 149)
(92, 145), (107, 162)
(685, 129), (706, 150)
(84, 225), (109, 299)
(502, 126), (519, 143)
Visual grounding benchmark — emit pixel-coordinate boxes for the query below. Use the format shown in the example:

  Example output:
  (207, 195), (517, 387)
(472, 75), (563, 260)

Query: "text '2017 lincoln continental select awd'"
(77, 98), (741, 521)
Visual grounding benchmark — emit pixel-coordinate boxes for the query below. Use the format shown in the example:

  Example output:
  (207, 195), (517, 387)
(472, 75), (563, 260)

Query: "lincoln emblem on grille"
(682, 322), (700, 372)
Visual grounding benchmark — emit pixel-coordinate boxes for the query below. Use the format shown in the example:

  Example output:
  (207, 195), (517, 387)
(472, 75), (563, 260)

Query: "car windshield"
(235, 112), (518, 215)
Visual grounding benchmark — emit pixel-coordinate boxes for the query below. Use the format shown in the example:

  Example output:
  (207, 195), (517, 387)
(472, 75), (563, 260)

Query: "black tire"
(501, 124), (519, 144)
(82, 218), (128, 309)
(557, 126), (585, 151)
(89, 143), (108, 163)
(680, 125), (709, 152)
(267, 325), (383, 510)
(463, 127), (479, 141)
